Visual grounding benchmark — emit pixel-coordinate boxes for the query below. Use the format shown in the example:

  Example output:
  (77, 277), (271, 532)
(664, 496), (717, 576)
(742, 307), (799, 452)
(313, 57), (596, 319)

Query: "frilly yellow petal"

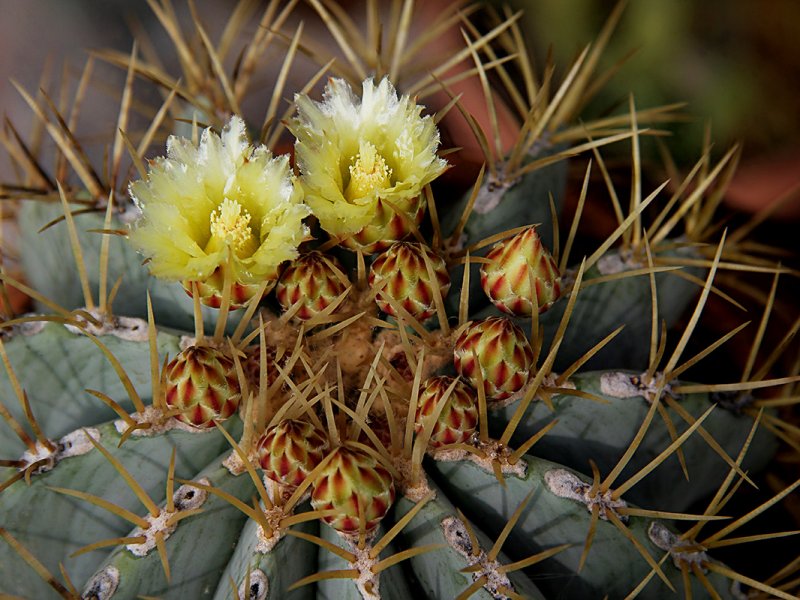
(128, 116), (309, 284)
(290, 77), (447, 239)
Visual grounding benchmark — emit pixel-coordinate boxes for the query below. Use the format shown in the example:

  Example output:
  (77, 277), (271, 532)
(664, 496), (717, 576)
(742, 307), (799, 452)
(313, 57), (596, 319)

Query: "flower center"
(345, 141), (392, 203)
(208, 198), (257, 257)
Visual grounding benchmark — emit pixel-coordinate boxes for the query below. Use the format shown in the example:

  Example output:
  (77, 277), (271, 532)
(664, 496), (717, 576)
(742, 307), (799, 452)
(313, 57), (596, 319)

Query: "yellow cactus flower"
(128, 117), (310, 301)
(291, 78), (447, 252)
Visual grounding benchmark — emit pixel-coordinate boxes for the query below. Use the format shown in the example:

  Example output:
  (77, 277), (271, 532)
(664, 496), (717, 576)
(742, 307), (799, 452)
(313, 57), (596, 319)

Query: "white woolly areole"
(19, 440), (60, 471)
(400, 469), (434, 504)
(434, 438), (527, 478)
(600, 371), (643, 399)
(18, 440), (59, 475)
(450, 231), (469, 252)
(114, 405), (211, 437)
(431, 446), (470, 462)
(729, 580), (748, 600)
(648, 521), (709, 570)
(18, 427), (99, 475)
(403, 480), (434, 503)
(0, 316), (46, 339)
(126, 478), (209, 557)
(334, 532), (381, 600)
(222, 449), (250, 476)
(473, 170), (514, 215)
(442, 516), (515, 599)
(600, 371), (676, 404)
(116, 198), (141, 224)
(237, 569), (268, 600)
(82, 565), (120, 599)
(255, 522), (282, 554)
(57, 428), (100, 459)
(63, 309), (149, 342)
(253, 482), (313, 554)
(21, 320), (48, 336)
(253, 488), (306, 555)
(544, 469), (627, 521)
(634, 371), (678, 403)
(597, 249), (644, 275)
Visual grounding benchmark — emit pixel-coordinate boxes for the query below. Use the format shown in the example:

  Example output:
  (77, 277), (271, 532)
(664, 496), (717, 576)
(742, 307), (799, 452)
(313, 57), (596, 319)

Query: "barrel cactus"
(1, 2), (798, 599)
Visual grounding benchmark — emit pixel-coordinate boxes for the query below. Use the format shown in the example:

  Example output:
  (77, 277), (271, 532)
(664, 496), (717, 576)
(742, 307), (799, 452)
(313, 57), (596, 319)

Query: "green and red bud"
(369, 242), (450, 321)
(481, 226), (561, 317)
(453, 317), (535, 401)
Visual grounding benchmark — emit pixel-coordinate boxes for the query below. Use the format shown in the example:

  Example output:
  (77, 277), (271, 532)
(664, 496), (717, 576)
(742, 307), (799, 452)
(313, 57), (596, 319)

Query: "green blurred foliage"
(511, 0), (800, 160)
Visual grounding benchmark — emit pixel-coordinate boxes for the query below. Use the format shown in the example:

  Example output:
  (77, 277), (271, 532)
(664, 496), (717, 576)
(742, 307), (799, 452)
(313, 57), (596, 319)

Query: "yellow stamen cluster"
(208, 199), (257, 258)
(345, 142), (393, 203)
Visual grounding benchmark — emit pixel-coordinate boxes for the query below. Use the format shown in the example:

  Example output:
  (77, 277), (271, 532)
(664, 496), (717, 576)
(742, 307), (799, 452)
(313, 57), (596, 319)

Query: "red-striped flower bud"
(256, 419), (328, 488)
(164, 346), (241, 428)
(415, 376), (479, 448)
(311, 442), (395, 533)
(453, 317), (535, 401)
(481, 226), (561, 316)
(275, 252), (349, 320)
(369, 242), (450, 321)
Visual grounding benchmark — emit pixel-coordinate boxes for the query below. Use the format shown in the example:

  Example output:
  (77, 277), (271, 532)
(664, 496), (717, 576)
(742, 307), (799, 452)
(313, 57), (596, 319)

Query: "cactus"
(1, 2), (799, 600)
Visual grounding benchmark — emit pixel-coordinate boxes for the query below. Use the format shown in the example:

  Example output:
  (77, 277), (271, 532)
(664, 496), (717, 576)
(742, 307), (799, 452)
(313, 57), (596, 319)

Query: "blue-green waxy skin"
(0, 421), (242, 598)
(427, 454), (737, 600)
(474, 246), (703, 372)
(1, 147), (777, 600)
(395, 481), (545, 600)
(212, 503), (319, 600)
(314, 521), (414, 600)
(4, 217), (776, 600)
(0, 322), (183, 458)
(488, 371), (776, 511)
(541, 247), (703, 372)
(84, 455), (254, 599)
(0, 309), (246, 597)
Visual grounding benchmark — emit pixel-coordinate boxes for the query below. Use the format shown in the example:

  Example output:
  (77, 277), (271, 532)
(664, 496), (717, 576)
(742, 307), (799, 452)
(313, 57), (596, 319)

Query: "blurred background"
(2, 0), (799, 214)
(522, 0), (800, 219)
